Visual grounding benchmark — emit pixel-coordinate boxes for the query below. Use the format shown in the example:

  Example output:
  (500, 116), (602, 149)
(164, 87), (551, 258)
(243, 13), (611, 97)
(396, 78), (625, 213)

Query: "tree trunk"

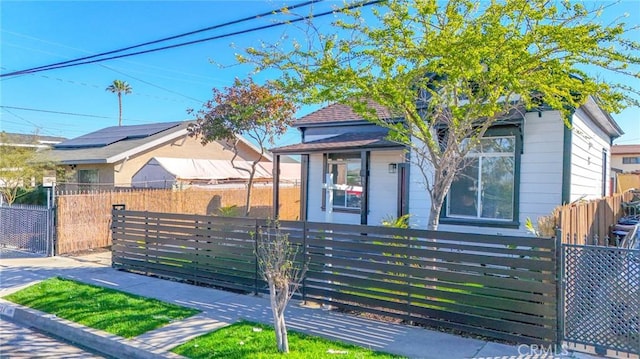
(244, 160), (257, 216)
(427, 202), (441, 231)
(118, 93), (122, 126)
(269, 281), (291, 353)
(269, 283), (283, 350)
(278, 312), (289, 352)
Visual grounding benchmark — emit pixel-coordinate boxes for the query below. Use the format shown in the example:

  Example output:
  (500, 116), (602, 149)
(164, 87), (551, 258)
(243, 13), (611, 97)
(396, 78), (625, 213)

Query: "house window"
(447, 135), (516, 221)
(622, 156), (640, 164)
(78, 169), (98, 189)
(326, 153), (362, 209)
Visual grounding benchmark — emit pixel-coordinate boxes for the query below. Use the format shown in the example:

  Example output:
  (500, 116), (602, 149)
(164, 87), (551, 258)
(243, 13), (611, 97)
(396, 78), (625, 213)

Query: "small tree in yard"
(188, 77), (296, 217)
(240, 0), (640, 229)
(255, 222), (307, 353)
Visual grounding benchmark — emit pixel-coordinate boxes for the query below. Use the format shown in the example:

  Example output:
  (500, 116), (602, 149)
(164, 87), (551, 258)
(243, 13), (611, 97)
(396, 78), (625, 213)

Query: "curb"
(0, 299), (185, 359)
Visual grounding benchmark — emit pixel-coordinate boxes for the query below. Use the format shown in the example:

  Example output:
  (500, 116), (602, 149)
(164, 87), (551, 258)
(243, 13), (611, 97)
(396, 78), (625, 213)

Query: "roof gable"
(47, 121), (271, 165)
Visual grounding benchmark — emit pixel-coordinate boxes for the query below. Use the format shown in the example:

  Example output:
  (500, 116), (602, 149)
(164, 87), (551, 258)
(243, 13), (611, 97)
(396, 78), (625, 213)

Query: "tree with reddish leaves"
(188, 78), (296, 216)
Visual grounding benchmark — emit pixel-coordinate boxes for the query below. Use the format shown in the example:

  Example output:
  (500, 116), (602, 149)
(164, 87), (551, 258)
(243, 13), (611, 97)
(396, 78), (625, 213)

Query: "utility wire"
(0, 1), (322, 77)
(1, 0), (383, 77)
(1, 105), (114, 119)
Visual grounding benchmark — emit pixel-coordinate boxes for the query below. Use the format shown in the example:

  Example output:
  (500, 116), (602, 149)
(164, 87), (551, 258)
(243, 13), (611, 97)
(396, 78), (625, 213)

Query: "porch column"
(361, 151), (370, 225)
(300, 154), (309, 221)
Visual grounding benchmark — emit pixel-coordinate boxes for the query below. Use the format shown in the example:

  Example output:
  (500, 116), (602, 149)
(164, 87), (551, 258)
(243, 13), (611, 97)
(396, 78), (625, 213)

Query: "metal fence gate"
(563, 244), (639, 355)
(0, 203), (55, 256)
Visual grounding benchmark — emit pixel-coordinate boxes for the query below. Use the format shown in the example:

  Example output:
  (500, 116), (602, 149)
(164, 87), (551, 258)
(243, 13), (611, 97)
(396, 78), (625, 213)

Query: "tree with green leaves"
(188, 77), (296, 216)
(106, 80), (132, 126)
(0, 132), (51, 205)
(240, 0), (640, 229)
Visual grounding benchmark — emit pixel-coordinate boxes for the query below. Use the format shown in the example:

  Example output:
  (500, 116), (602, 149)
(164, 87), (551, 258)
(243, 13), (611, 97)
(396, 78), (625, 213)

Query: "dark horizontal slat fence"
(112, 209), (558, 346)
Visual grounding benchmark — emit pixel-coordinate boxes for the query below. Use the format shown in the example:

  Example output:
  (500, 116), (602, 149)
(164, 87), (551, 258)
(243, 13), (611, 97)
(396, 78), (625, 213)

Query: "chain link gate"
(562, 243), (639, 356)
(0, 188), (55, 256)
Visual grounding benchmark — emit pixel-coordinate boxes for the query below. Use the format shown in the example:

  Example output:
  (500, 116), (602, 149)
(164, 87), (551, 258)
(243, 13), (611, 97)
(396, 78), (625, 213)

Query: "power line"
(103, 66), (204, 103)
(1, 108), (62, 137)
(0, 0), (383, 77)
(0, 1), (322, 77)
(1, 105), (113, 119)
(2, 31), (229, 85)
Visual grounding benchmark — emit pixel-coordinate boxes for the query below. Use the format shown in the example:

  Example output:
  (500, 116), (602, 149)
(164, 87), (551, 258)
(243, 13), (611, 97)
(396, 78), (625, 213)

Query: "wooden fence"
(55, 186), (300, 254)
(112, 209), (559, 346)
(537, 190), (635, 245)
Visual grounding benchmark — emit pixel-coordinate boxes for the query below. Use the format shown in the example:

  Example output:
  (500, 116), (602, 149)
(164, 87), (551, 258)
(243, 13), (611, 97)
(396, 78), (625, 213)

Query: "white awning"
(151, 157), (272, 180)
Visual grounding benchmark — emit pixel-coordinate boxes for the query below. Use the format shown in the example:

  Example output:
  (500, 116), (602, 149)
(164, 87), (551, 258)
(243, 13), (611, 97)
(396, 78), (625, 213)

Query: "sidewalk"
(0, 250), (600, 359)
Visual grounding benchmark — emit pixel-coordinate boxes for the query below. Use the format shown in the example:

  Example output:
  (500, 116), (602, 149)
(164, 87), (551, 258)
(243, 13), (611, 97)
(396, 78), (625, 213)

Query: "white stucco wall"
(611, 154), (640, 173)
(569, 108), (612, 201)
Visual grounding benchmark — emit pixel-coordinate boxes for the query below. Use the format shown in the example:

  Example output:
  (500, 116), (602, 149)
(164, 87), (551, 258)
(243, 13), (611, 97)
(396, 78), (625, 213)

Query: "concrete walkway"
(0, 251), (604, 359)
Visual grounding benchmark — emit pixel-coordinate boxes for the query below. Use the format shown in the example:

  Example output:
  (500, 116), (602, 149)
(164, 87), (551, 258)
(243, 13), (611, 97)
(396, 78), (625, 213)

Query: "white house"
(271, 96), (623, 236)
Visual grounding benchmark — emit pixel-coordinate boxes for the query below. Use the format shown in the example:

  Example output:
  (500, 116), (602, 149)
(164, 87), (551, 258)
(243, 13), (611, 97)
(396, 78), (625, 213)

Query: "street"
(0, 317), (105, 358)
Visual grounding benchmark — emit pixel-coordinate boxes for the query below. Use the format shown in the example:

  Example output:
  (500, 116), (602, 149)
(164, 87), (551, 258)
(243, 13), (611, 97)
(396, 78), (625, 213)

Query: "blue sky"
(1, 0), (638, 146)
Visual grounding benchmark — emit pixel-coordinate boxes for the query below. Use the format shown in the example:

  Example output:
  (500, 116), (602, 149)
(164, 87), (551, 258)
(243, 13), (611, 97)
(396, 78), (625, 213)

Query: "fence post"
(555, 228), (564, 353)
(111, 204), (125, 267)
(302, 220), (307, 304)
(254, 218), (260, 296)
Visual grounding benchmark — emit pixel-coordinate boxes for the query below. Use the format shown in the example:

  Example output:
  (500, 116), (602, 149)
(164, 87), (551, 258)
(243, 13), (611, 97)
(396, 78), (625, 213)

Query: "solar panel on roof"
(55, 121), (182, 149)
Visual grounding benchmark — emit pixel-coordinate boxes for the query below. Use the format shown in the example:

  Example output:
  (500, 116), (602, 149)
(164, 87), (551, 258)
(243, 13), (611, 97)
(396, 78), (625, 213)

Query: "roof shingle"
(295, 100), (395, 126)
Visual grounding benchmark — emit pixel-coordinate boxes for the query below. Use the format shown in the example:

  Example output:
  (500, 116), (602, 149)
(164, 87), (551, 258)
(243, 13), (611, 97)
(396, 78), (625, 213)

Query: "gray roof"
(295, 100), (396, 127)
(55, 122), (182, 149)
(46, 121), (191, 165)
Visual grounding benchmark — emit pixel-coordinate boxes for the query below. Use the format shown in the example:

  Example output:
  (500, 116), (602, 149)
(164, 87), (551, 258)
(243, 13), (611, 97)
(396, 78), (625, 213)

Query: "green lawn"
(172, 321), (403, 359)
(3, 277), (200, 338)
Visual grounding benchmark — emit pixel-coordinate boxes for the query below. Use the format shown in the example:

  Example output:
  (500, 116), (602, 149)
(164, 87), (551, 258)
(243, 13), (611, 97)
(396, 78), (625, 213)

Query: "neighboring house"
(611, 144), (640, 173)
(611, 144), (640, 192)
(271, 96), (623, 235)
(0, 132), (65, 188)
(46, 121), (276, 190)
(0, 132), (66, 149)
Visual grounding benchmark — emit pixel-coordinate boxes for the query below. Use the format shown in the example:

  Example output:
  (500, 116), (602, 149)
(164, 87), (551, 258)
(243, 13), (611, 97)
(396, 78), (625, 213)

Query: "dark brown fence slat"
(112, 209), (558, 346)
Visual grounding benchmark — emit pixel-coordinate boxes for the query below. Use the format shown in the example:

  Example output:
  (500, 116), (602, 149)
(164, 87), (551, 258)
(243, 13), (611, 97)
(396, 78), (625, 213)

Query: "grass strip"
(3, 277), (200, 338)
(172, 320), (403, 358)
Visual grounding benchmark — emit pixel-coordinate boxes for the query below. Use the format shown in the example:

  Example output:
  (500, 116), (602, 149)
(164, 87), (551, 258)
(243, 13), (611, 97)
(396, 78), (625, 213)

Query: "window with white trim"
(326, 153), (362, 209)
(447, 136), (516, 221)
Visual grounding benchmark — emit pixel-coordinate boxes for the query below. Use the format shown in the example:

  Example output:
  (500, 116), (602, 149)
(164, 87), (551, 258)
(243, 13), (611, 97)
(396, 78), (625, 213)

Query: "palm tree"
(106, 80), (132, 126)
